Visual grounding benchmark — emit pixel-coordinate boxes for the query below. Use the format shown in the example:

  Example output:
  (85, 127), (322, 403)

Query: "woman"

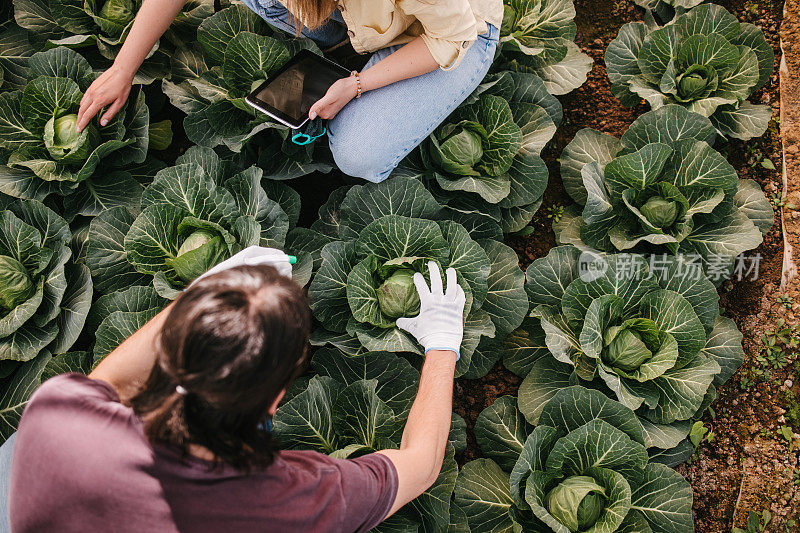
(75, 0), (502, 182)
(8, 248), (465, 531)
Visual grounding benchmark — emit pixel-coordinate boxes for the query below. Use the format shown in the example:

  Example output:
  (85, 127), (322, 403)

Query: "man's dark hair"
(128, 264), (311, 471)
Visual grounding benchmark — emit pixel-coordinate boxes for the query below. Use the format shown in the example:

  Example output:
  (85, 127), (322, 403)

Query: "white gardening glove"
(191, 246), (292, 286)
(396, 262), (466, 359)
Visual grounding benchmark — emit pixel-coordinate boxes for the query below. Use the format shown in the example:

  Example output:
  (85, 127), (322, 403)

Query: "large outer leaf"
(479, 239), (527, 337)
(524, 245), (581, 307)
(560, 129), (621, 205)
(538, 386), (646, 445)
(142, 163), (239, 225)
(525, 42), (593, 96)
(605, 22), (648, 106)
(222, 32), (289, 96)
(735, 179), (773, 235)
(619, 105), (716, 155)
(49, 263), (92, 354)
(355, 215), (451, 265)
(454, 459), (517, 533)
(0, 351), (49, 443)
(87, 285), (167, 331)
(312, 347), (419, 418)
(309, 241), (361, 333)
(197, 4), (264, 66)
(474, 396), (532, 471)
(502, 317), (550, 377)
(701, 316), (744, 386)
(338, 177), (441, 239)
(62, 170), (143, 218)
(0, 25), (39, 91)
(86, 207), (147, 293)
(630, 463), (694, 533)
(640, 354), (720, 424)
(92, 285), (165, 363)
(441, 221), (491, 306)
(272, 375), (340, 453)
(544, 418), (649, 478)
(333, 379), (397, 448)
(500, 0), (576, 58)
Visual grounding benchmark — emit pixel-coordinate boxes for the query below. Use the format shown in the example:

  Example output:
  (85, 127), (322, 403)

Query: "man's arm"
(89, 303), (173, 399)
(377, 263), (466, 516)
(377, 349), (456, 515)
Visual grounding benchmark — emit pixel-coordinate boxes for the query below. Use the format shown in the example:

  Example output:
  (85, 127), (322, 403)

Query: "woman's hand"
(309, 76), (358, 120)
(76, 64), (136, 131)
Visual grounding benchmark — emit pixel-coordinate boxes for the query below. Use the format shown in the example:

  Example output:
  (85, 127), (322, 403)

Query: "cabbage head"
(377, 267), (421, 319)
(518, 246), (746, 463)
(162, 5), (316, 152)
(307, 176), (528, 378)
(86, 146), (299, 299)
(400, 70), (560, 235)
(495, 0), (592, 95)
(0, 198), (92, 442)
(453, 388), (694, 532)
(606, 4), (774, 140)
(0, 48), (150, 213)
(557, 105), (772, 275)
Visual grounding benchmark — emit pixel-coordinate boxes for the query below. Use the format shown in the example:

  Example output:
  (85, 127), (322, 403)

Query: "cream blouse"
(282, 0), (503, 70)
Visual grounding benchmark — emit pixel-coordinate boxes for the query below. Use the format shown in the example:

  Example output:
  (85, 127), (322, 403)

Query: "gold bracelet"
(351, 70), (362, 99)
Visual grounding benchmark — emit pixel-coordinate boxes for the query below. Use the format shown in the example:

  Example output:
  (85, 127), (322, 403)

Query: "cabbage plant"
(0, 198), (92, 442)
(399, 70), (561, 234)
(557, 105), (772, 274)
(512, 245), (745, 464)
(606, 4), (774, 140)
(274, 347), (463, 532)
(496, 0), (592, 95)
(12, 0), (220, 80)
(162, 5), (314, 152)
(85, 146), (301, 299)
(307, 176), (528, 377)
(453, 387), (693, 532)
(0, 47), (150, 214)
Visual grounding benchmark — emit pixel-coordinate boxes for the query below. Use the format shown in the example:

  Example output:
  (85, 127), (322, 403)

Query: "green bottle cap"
(288, 255), (297, 265)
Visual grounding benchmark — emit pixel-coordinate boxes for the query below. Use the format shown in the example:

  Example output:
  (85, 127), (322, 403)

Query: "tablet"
(246, 50), (351, 129)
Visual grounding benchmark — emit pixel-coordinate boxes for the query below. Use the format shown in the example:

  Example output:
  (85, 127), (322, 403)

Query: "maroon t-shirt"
(10, 374), (398, 533)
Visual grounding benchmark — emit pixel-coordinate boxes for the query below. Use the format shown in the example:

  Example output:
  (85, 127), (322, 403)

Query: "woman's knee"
(329, 136), (394, 183)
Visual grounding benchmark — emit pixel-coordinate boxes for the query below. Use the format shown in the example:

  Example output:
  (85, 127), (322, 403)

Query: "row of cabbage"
(444, 2), (778, 532)
(0, 0), (777, 532)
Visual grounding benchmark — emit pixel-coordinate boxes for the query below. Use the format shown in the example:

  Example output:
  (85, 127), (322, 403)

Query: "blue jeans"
(0, 434), (14, 532)
(240, 0), (500, 182)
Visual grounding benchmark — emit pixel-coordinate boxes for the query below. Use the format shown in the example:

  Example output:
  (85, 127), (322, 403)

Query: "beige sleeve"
(397, 0), (480, 70)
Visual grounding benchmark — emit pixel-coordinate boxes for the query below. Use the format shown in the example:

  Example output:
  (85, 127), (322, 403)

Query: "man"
(7, 247), (465, 531)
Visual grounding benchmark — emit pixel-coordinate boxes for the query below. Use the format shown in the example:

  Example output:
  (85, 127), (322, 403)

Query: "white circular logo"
(577, 251), (608, 282)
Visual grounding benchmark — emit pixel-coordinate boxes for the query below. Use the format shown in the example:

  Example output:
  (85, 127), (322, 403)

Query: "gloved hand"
(396, 262), (465, 359)
(191, 246), (292, 286)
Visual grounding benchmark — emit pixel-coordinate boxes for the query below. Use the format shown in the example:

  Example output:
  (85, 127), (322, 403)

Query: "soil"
(454, 1), (799, 532)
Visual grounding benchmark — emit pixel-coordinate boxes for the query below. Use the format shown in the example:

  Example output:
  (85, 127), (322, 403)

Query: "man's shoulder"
(29, 373), (119, 406)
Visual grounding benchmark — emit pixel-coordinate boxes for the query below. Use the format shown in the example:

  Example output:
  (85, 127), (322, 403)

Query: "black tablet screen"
(252, 54), (348, 125)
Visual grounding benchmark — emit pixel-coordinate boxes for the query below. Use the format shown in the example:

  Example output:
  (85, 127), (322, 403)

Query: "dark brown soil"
(452, 1), (795, 531)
